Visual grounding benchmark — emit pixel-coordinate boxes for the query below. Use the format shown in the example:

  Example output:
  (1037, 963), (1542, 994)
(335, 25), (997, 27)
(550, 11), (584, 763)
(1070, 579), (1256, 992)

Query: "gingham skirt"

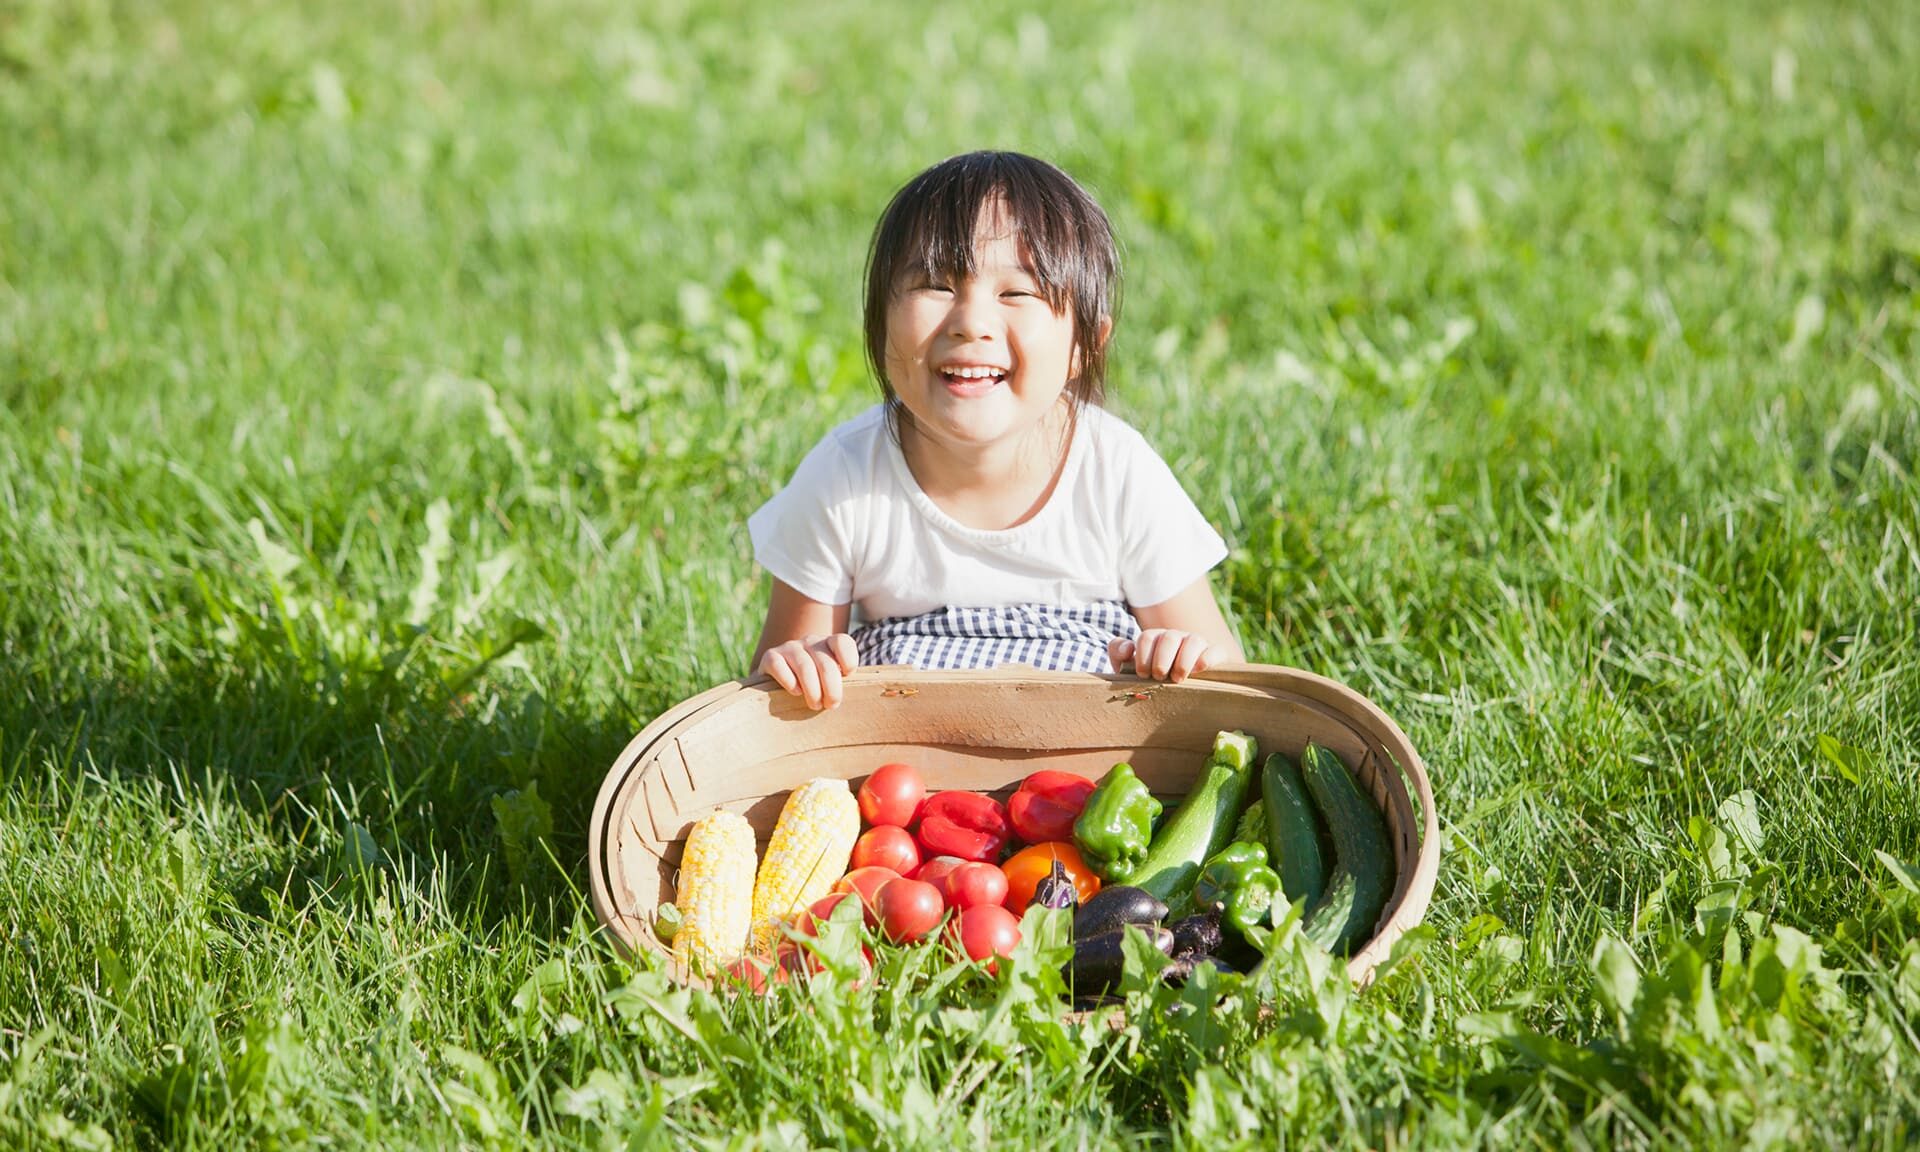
(852, 601), (1141, 673)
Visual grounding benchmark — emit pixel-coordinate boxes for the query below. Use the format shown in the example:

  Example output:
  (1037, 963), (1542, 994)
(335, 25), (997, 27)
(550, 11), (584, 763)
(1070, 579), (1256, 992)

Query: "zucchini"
(1298, 743), (1394, 955)
(1261, 752), (1327, 908)
(1133, 731), (1259, 904)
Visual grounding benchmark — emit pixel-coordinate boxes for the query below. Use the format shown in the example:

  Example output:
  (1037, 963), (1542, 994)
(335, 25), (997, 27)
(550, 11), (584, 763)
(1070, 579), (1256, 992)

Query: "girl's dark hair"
(863, 152), (1121, 417)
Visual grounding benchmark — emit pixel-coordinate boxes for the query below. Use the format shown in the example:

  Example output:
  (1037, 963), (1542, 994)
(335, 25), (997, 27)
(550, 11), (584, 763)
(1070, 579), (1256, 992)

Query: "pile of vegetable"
(655, 730), (1395, 999)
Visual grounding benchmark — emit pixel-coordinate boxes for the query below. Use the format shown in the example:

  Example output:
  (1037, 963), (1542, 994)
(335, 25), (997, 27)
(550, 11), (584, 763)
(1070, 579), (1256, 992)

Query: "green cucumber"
(1134, 731), (1259, 904)
(1260, 752), (1327, 909)
(1298, 743), (1393, 955)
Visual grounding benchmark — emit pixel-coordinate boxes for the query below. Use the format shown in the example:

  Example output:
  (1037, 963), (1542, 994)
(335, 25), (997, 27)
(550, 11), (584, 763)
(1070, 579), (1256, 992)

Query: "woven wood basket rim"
(588, 662), (1440, 993)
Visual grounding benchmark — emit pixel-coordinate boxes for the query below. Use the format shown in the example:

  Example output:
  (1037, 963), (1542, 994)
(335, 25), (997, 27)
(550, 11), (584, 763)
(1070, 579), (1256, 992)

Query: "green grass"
(3, 0), (1918, 1146)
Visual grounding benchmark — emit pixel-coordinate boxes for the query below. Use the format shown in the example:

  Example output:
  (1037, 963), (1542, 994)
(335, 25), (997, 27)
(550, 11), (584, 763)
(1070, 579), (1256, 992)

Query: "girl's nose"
(945, 290), (997, 341)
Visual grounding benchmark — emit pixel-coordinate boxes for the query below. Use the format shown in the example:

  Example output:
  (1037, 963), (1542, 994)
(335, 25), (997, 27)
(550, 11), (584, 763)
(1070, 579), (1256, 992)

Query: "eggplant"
(1159, 955), (1239, 986)
(1061, 925), (1175, 994)
(1167, 912), (1223, 959)
(1072, 886), (1168, 939)
(1033, 859), (1079, 911)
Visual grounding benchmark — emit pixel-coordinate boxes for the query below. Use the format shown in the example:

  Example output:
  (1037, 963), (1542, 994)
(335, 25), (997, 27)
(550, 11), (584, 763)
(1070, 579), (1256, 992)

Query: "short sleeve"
(747, 438), (859, 606)
(1114, 436), (1228, 608)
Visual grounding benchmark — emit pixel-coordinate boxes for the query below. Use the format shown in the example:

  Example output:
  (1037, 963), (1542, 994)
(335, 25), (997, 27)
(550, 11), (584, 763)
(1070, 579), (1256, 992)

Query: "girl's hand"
(1108, 630), (1223, 684)
(759, 633), (859, 710)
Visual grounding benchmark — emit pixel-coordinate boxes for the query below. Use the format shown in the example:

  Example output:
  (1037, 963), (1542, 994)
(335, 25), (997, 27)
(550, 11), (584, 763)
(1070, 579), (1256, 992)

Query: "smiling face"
(882, 201), (1086, 459)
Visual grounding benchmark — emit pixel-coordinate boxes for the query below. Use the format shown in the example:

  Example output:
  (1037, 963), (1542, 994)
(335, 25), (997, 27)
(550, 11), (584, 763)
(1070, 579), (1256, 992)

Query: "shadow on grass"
(0, 654), (664, 938)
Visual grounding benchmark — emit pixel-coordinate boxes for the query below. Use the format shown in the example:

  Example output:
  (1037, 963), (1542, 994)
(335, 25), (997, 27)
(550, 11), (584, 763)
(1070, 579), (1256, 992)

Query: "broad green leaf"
(406, 498), (452, 627)
(491, 782), (554, 886)
(1816, 734), (1873, 785)
(1875, 850), (1920, 893)
(511, 958), (570, 1015)
(1717, 790), (1764, 858)
(1590, 935), (1640, 1018)
(246, 517), (302, 581)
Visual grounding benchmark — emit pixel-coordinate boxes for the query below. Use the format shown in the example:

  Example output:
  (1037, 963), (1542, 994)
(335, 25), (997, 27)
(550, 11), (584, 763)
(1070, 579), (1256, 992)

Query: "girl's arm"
(752, 577), (858, 709)
(1111, 576), (1246, 683)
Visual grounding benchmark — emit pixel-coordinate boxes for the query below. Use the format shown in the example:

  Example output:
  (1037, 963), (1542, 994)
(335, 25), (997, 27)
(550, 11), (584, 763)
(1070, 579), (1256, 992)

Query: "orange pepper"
(999, 841), (1102, 912)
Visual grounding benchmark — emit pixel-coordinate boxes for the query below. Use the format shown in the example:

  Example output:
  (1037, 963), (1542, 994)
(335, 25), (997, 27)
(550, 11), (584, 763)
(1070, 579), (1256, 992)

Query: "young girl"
(749, 151), (1244, 709)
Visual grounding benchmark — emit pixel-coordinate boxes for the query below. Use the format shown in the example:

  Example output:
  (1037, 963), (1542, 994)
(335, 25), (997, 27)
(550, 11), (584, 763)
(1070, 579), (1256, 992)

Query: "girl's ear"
(1072, 316), (1115, 378)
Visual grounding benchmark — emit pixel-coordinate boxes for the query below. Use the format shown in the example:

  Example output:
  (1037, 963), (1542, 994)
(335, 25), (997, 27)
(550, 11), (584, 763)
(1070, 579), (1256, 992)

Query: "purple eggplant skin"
(1072, 886), (1169, 939)
(1062, 926), (1176, 994)
(1168, 912), (1224, 959)
(1033, 859), (1079, 910)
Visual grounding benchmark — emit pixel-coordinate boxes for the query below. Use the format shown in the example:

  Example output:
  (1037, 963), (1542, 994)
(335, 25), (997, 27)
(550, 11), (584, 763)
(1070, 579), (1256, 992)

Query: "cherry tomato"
(875, 878), (945, 944)
(916, 856), (1008, 910)
(1007, 770), (1097, 845)
(947, 861), (1010, 910)
(851, 825), (921, 875)
(722, 954), (790, 995)
(999, 842), (1101, 912)
(777, 939), (875, 985)
(950, 904), (1022, 972)
(831, 866), (901, 924)
(858, 763), (926, 828)
(792, 891), (852, 937)
(913, 855), (968, 893)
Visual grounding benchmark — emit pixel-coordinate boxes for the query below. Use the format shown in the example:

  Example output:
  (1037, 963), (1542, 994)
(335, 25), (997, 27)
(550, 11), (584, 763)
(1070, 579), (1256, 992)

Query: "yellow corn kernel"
(750, 778), (861, 951)
(671, 810), (758, 973)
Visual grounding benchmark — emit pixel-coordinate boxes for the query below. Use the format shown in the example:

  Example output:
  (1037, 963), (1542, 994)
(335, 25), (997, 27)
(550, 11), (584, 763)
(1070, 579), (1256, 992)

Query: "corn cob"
(750, 778), (861, 952)
(670, 811), (758, 973)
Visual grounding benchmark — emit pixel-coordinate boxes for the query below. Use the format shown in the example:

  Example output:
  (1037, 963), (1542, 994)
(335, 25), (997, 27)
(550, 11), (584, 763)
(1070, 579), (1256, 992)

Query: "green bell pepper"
(1073, 762), (1163, 883)
(1191, 841), (1283, 938)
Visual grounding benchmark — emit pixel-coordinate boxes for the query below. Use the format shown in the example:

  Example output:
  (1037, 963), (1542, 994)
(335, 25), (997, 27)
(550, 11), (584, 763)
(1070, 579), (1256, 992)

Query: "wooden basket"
(588, 663), (1440, 988)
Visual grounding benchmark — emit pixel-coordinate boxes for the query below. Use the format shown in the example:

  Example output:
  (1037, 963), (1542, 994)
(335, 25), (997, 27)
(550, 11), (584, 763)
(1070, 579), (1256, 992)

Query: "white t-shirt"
(748, 404), (1228, 624)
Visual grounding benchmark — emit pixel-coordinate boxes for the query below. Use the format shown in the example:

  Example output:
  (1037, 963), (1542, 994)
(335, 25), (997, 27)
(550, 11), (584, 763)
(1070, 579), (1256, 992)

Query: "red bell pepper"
(1007, 770), (1097, 845)
(915, 791), (1011, 863)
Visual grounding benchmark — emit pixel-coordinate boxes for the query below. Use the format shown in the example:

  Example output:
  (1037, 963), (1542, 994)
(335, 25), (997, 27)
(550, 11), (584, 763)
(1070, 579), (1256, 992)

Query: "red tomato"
(851, 825), (921, 875)
(950, 904), (1022, 972)
(947, 861), (1010, 910)
(999, 842), (1102, 912)
(913, 854), (967, 891)
(777, 940), (876, 985)
(858, 763), (926, 828)
(722, 955), (790, 995)
(917, 856), (1007, 909)
(792, 892), (852, 937)
(915, 791), (1011, 862)
(875, 878), (945, 944)
(1007, 770), (1097, 845)
(831, 866), (901, 923)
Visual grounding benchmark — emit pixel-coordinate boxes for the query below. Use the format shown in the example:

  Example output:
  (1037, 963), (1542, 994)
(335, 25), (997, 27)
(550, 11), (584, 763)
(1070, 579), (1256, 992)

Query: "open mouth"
(939, 365), (1008, 394)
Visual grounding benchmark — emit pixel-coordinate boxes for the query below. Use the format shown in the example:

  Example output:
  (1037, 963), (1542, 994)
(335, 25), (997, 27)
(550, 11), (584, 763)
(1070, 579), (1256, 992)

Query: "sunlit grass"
(2, 0), (1917, 1146)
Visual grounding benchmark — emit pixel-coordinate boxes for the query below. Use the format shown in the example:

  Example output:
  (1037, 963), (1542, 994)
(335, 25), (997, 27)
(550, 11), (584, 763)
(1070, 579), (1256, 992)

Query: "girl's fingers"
(1167, 633), (1208, 683)
(829, 632), (859, 673)
(762, 649), (801, 695)
(815, 649), (845, 709)
(790, 642), (825, 708)
(1131, 632), (1159, 676)
(1107, 636), (1136, 671)
(1144, 633), (1175, 679)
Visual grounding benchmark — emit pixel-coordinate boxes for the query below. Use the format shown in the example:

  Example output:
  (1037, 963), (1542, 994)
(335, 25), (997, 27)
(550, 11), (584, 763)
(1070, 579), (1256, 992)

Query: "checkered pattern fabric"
(853, 601), (1141, 672)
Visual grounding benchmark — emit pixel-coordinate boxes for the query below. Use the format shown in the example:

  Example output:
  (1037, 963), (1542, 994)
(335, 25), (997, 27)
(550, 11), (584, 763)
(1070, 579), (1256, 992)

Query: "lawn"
(2, 0), (1918, 1146)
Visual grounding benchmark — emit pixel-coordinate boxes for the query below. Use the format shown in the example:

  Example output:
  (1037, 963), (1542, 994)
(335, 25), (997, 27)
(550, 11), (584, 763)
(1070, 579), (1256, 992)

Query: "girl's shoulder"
(1075, 403), (1163, 466)
(779, 404), (892, 498)
(798, 404), (890, 469)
